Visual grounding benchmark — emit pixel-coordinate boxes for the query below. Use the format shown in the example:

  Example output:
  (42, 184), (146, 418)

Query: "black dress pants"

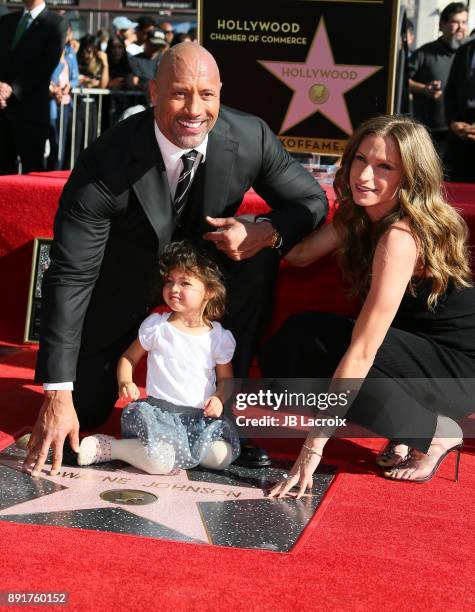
(0, 114), (47, 175)
(258, 312), (474, 452)
(445, 134), (475, 183)
(72, 248), (280, 430)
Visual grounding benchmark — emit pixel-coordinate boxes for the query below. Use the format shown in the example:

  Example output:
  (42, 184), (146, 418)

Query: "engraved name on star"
(258, 17), (382, 135)
(0, 454), (264, 543)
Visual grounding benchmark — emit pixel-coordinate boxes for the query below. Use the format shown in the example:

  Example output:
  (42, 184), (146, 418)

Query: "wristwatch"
(255, 216), (283, 250)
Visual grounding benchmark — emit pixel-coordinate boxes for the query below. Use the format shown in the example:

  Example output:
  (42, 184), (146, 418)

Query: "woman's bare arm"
(284, 222), (340, 267)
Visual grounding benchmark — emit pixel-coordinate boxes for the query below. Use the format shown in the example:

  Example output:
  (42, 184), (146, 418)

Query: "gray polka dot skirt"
(121, 397), (241, 470)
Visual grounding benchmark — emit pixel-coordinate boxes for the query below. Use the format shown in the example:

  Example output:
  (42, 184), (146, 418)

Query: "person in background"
(128, 29), (169, 94)
(75, 35), (108, 157)
(96, 28), (110, 53)
(105, 34), (139, 126)
(0, 0), (66, 174)
(55, 23), (79, 170)
(113, 16), (141, 56)
(444, 35), (475, 182)
(48, 48), (72, 170)
(77, 34), (108, 88)
(106, 34), (134, 90)
(64, 23), (79, 89)
(409, 2), (468, 161)
(134, 15), (156, 53)
(158, 21), (174, 45)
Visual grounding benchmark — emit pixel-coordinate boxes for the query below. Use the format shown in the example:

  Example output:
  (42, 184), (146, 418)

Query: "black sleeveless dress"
(259, 280), (475, 452)
(392, 279), (475, 363)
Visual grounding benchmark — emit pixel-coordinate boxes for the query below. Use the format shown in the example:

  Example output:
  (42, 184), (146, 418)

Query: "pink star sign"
(259, 18), (382, 135)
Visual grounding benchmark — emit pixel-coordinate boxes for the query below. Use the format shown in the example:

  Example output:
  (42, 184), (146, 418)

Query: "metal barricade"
(70, 87), (109, 168)
(69, 88), (147, 169)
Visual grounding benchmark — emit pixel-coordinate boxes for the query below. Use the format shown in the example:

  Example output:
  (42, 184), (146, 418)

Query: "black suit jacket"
(0, 8), (66, 127)
(36, 107), (328, 383)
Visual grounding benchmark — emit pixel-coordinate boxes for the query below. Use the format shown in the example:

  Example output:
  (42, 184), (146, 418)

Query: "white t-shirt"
(138, 312), (236, 408)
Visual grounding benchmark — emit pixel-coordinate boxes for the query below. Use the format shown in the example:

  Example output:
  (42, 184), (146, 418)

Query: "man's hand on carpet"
(23, 390), (80, 477)
(203, 216), (274, 260)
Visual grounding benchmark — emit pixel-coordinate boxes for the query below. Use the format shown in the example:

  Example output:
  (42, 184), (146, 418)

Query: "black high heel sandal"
(384, 443), (463, 483)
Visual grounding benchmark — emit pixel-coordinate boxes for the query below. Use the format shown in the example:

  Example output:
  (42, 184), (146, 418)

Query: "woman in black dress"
(260, 115), (474, 495)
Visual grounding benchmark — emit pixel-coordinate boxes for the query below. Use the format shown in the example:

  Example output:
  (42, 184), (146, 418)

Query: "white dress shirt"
(154, 121), (207, 197)
(26, 2), (46, 22)
(43, 121), (208, 391)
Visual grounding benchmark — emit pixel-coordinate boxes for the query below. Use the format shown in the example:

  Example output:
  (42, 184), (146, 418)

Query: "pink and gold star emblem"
(258, 18), (382, 135)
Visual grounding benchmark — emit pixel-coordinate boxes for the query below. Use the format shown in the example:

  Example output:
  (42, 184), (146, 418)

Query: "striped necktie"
(11, 12), (31, 50)
(173, 150), (198, 215)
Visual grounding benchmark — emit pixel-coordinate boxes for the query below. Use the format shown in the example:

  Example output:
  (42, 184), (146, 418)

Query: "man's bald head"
(156, 43), (220, 88)
(150, 43), (222, 149)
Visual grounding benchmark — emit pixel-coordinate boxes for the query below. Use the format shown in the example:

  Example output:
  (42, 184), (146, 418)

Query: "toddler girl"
(78, 241), (240, 473)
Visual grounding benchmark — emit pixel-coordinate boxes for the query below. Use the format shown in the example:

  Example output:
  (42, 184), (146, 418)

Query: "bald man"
(28, 44), (327, 475)
(158, 21), (174, 44)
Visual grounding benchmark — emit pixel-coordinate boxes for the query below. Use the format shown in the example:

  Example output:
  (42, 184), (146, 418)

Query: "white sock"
(200, 440), (233, 470)
(112, 438), (175, 474)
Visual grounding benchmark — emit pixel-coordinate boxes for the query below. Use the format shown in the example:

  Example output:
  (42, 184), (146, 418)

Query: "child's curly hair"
(156, 241), (226, 324)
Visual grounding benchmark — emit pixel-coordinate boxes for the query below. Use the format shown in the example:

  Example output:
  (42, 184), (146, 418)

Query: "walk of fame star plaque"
(200, 0), (399, 154)
(0, 439), (336, 552)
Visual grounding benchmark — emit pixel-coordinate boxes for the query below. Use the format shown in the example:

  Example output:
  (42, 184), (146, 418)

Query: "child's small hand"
(204, 396), (223, 418)
(119, 381), (140, 401)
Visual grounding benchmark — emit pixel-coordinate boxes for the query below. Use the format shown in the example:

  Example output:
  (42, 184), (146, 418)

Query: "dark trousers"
(445, 133), (475, 183)
(0, 114), (47, 175)
(73, 248), (280, 430)
(258, 312), (474, 452)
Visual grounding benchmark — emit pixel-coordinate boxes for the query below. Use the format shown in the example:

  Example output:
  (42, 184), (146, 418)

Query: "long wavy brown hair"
(333, 114), (472, 308)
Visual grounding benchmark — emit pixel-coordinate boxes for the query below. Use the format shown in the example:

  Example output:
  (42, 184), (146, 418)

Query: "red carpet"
(0, 348), (474, 611)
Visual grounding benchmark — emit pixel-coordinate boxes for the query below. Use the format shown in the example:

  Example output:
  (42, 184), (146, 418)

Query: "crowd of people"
(0, 2), (196, 172)
(1, 1), (474, 178)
